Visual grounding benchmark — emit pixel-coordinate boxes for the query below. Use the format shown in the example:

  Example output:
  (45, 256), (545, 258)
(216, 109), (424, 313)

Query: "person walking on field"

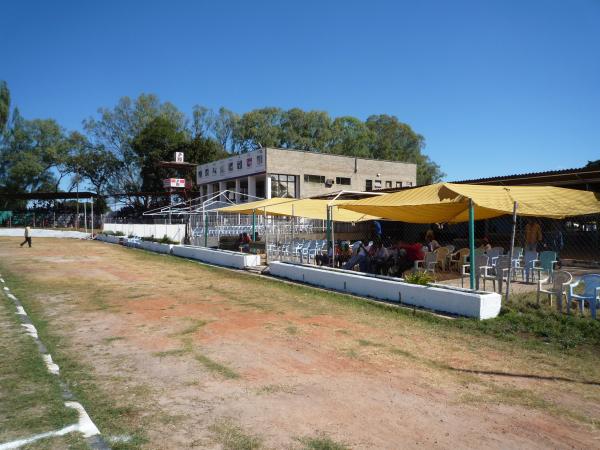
(20, 225), (32, 248)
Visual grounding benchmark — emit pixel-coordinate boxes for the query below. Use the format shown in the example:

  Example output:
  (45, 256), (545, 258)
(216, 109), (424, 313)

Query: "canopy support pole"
(331, 207), (335, 268)
(469, 199), (476, 289)
(204, 213), (208, 247)
(291, 204), (295, 247)
(90, 196), (94, 237)
(264, 207), (268, 265)
(251, 210), (256, 241)
(505, 201), (518, 303)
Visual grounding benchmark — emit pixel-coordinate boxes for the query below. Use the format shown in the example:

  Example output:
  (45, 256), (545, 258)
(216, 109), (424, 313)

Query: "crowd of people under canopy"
(236, 218), (565, 278)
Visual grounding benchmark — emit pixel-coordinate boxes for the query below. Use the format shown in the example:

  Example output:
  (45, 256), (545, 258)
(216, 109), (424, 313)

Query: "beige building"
(196, 147), (416, 202)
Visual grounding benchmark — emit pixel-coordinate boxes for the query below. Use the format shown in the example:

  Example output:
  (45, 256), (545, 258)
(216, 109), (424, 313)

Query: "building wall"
(265, 148), (416, 198)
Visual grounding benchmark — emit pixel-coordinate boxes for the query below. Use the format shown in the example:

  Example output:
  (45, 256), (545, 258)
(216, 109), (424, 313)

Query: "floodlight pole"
(505, 201), (518, 303)
(468, 199), (476, 289)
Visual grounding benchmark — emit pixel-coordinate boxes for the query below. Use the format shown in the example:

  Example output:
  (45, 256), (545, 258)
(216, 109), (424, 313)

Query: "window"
(336, 177), (351, 185)
(385, 181), (392, 188)
(304, 174), (325, 183)
(219, 166), (224, 174)
(374, 180), (382, 189)
(256, 154), (263, 165)
(246, 157), (253, 167)
(228, 162), (234, 171)
(205, 168), (209, 176)
(270, 174), (297, 198)
(396, 181), (402, 188)
(212, 167), (217, 175)
(198, 169), (202, 178)
(365, 180), (373, 191)
(405, 181), (413, 187)
(237, 160), (243, 170)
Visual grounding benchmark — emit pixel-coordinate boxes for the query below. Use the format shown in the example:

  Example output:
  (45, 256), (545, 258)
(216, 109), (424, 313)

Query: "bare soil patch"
(1, 237), (599, 449)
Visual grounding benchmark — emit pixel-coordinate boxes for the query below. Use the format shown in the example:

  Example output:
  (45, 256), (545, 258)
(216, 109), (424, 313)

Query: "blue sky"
(2, 0), (599, 181)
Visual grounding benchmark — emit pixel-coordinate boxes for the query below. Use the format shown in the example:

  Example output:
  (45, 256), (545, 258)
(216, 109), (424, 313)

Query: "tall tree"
(83, 93), (187, 197)
(235, 107), (285, 151)
(0, 81), (9, 134)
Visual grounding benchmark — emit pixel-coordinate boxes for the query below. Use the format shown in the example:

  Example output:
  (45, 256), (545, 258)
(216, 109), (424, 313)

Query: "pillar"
(265, 175), (272, 199)
(248, 175), (256, 199)
(235, 178), (241, 203)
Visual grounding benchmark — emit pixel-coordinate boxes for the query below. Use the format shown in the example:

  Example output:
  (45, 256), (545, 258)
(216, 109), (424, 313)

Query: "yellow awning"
(338, 183), (600, 223)
(217, 198), (379, 222)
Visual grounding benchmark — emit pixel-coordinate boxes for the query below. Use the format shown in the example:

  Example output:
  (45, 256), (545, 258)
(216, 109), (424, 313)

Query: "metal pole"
(204, 213), (208, 247)
(252, 210), (256, 241)
(291, 204), (295, 244)
(83, 201), (87, 234)
(331, 206), (335, 268)
(264, 206), (268, 264)
(216, 211), (220, 248)
(468, 199), (476, 289)
(91, 196), (94, 237)
(505, 201), (518, 303)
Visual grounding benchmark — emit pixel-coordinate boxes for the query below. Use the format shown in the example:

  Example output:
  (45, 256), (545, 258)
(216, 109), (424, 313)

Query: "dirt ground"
(1, 238), (599, 449)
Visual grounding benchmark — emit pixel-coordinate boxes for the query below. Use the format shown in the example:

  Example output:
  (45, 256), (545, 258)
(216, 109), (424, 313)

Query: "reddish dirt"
(1, 237), (599, 449)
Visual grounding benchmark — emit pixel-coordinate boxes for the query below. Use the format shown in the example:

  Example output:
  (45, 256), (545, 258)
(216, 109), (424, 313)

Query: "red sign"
(163, 178), (186, 188)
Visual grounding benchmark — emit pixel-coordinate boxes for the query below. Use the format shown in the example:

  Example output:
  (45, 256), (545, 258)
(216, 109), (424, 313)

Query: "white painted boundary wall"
(137, 241), (173, 254)
(172, 245), (261, 269)
(103, 223), (184, 242)
(0, 228), (90, 239)
(269, 262), (502, 320)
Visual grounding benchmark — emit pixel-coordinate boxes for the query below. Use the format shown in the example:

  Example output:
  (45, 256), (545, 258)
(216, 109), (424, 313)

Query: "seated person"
(342, 240), (372, 272)
(336, 241), (353, 268)
(479, 236), (492, 252)
(238, 232), (251, 252)
(391, 240), (426, 276)
(371, 242), (393, 275)
(425, 230), (440, 252)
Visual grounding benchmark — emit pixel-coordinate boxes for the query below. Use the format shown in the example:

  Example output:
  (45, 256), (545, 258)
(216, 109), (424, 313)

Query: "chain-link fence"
(0, 211), (103, 231)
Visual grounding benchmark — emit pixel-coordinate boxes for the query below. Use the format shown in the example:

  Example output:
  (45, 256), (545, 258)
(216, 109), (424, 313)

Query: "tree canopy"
(1, 81), (445, 212)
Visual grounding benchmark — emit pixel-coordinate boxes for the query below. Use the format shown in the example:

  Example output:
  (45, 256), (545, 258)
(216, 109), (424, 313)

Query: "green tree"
(83, 93), (187, 195)
(280, 109), (332, 152)
(328, 116), (372, 157)
(235, 107), (285, 151)
(0, 81), (9, 134)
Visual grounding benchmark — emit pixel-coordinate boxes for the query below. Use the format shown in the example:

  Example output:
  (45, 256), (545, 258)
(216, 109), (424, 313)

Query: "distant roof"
(453, 165), (600, 186)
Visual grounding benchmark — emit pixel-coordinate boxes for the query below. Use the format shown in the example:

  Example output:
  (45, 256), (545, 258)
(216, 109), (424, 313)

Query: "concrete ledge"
(172, 245), (261, 269)
(268, 262), (501, 320)
(0, 228), (90, 239)
(137, 240), (173, 254)
(95, 234), (121, 244)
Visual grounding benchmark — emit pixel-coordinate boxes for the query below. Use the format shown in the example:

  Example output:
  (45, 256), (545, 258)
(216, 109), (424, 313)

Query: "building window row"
(365, 180), (412, 191)
(304, 174), (326, 183)
(198, 153), (264, 179)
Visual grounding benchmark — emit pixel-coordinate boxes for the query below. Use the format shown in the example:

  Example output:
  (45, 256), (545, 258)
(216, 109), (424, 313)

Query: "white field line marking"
(20, 323), (38, 339)
(43, 354), (60, 375)
(1, 283), (103, 446)
(3, 286), (9, 291)
(0, 401), (101, 449)
(0, 277), (5, 283)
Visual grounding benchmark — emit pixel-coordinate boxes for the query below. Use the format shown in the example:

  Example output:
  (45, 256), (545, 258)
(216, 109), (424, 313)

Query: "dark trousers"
(20, 237), (32, 247)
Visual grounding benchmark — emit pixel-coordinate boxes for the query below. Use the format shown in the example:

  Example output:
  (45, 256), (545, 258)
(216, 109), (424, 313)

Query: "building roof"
(453, 165), (600, 186)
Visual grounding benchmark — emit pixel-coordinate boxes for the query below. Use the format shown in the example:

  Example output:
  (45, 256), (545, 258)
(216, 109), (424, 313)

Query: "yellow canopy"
(217, 198), (379, 222)
(338, 183), (600, 223)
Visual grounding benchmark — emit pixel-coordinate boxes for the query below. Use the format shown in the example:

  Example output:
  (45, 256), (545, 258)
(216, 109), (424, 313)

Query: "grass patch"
(297, 433), (349, 450)
(285, 325), (299, 335)
(195, 353), (240, 379)
(103, 336), (124, 343)
(209, 418), (262, 450)
(172, 318), (207, 336)
(255, 384), (296, 395)
(357, 339), (384, 347)
(153, 348), (191, 358)
(0, 293), (77, 442)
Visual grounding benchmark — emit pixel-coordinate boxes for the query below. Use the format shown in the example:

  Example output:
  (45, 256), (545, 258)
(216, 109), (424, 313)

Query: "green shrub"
(404, 271), (434, 285)
(114, 231), (125, 237)
(102, 230), (115, 236)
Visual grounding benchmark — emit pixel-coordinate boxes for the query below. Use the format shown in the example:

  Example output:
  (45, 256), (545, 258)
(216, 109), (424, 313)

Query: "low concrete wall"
(0, 228), (90, 239)
(172, 245), (261, 269)
(96, 234), (121, 244)
(269, 262), (501, 320)
(138, 240), (173, 254)
(103, 223), (184, 242)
